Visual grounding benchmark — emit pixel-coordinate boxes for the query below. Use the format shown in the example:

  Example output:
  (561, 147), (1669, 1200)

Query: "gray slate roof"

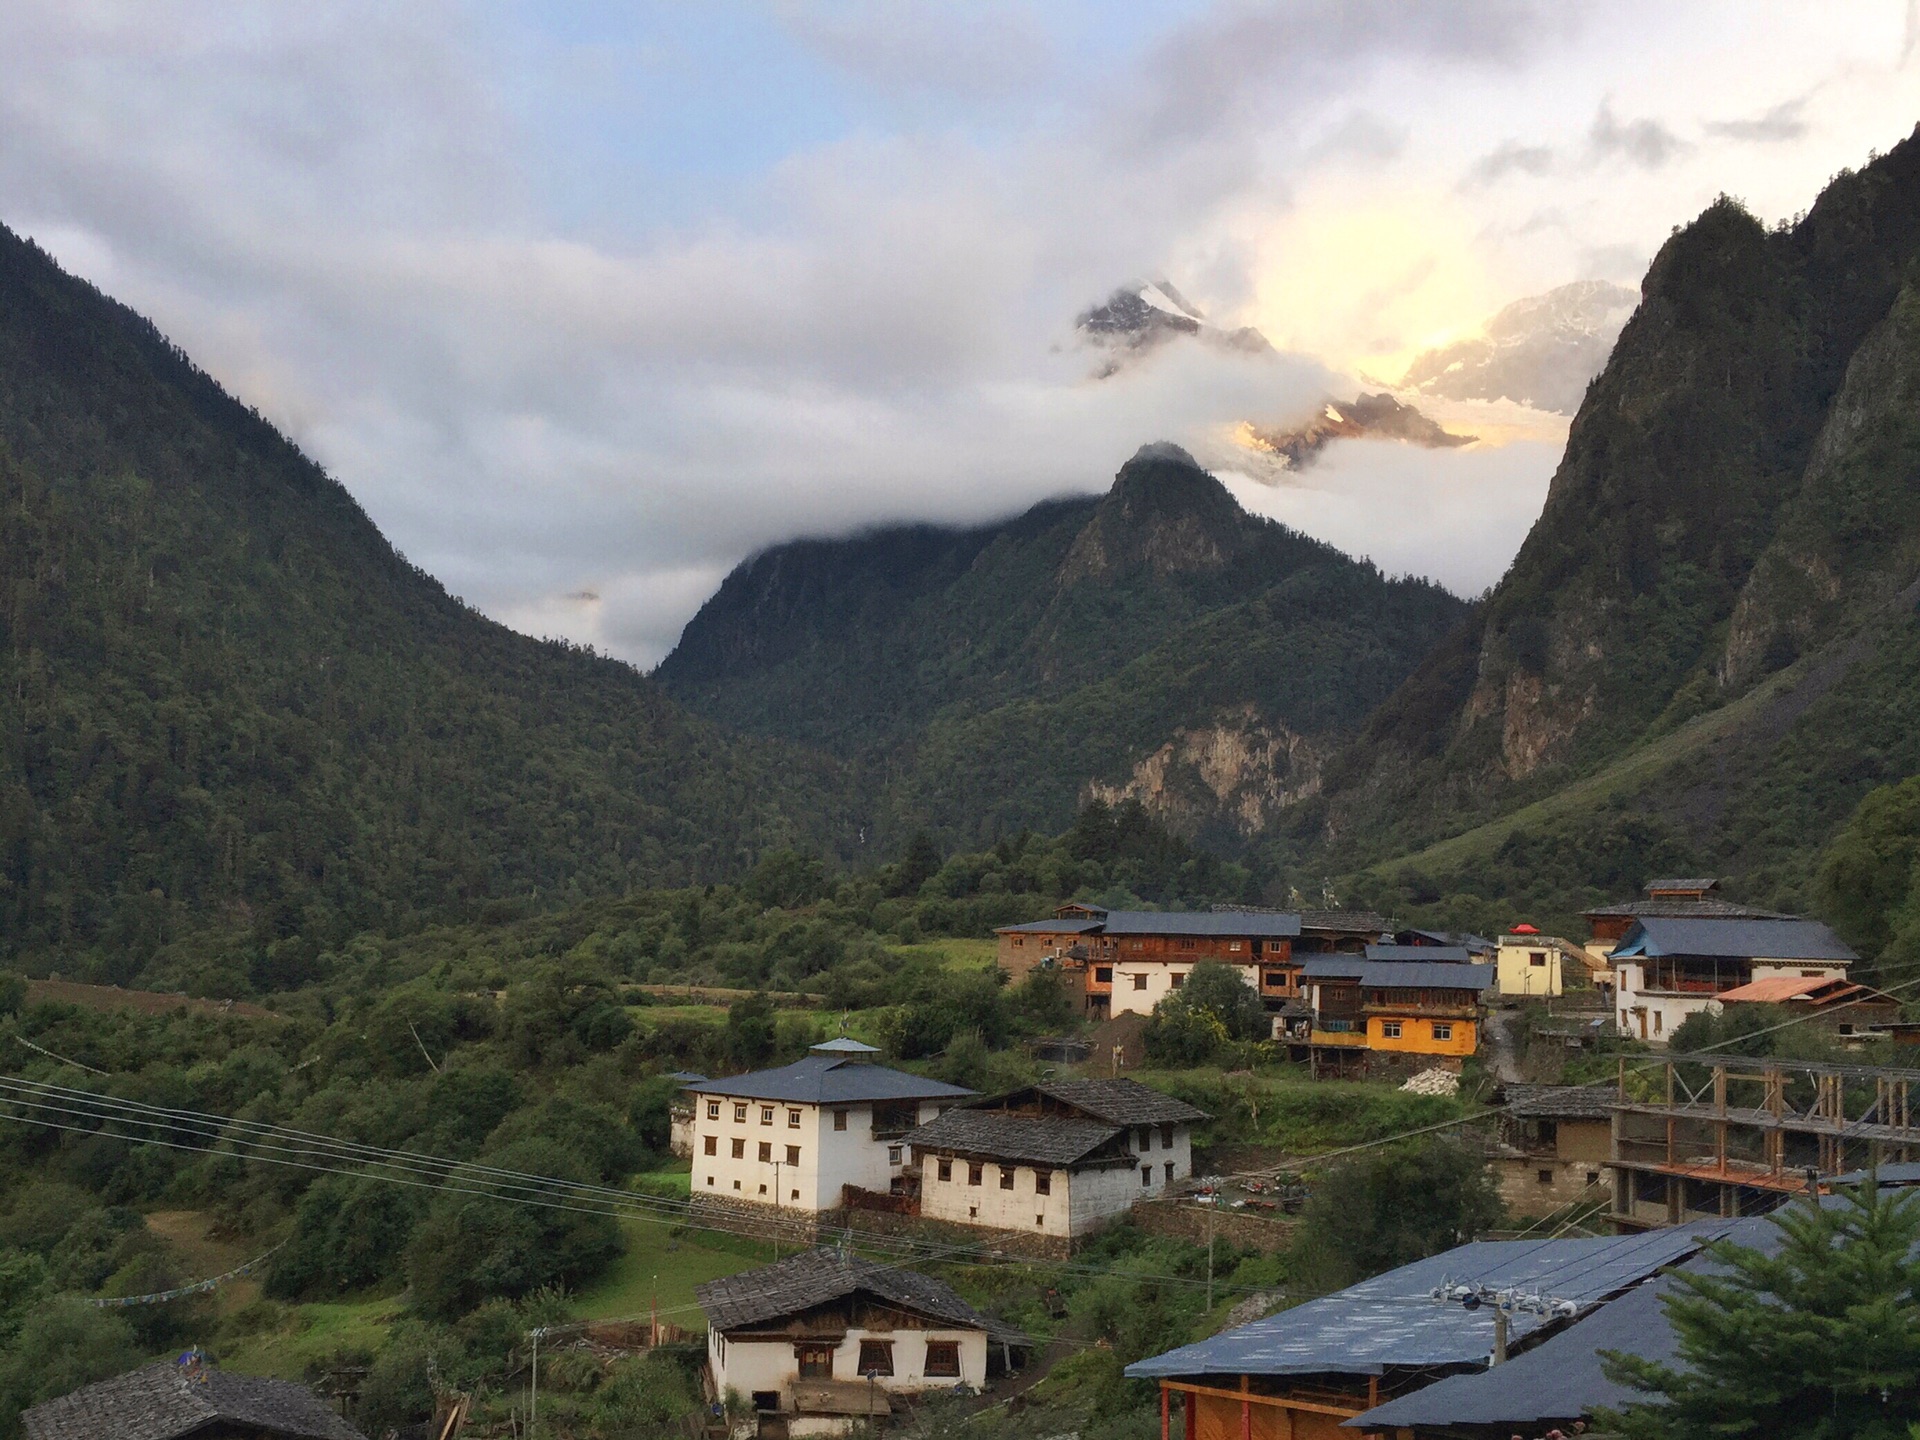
(995, 918), (1104, 934)
(1302, 959), (1497, 991)
(1500, 1083), (1615, 1121)
(697, 1248), (1016, 1341)
(1582, 897), (1792, 920)
(1298, 909), (1391, 935)
(684, 1055), (975, 1105)
(1364, 944), (1472, 963)
(1033, 1078), (1210, 1125)
(1612, 917), (1856, 963)
(22, 1364), (364, 1440)
(1100, 910), (1302, 938)
(1125, 1226), (1714, 1381)
(904, 1109), (1125, 1167)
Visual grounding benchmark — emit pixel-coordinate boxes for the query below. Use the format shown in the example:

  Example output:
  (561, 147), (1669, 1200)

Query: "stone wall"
(1129, 1198), (1297, 1253)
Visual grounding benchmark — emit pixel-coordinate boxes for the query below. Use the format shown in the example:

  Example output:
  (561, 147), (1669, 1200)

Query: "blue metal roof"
(1125, 1228), (1711, 1381)
(685, 1055), (975, 1105)
(994, 919), (1103, 934)
(1611, 917), (1856, 962)
(1302, 959), (1497, 991)
(1365, 944), (1473, 963)
(1345, 1216), (1775, 1429)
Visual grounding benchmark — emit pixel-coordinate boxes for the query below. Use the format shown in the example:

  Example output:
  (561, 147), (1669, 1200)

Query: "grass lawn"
(222, 1294), (409, 1377)
(631, 1003), (728, 1025)
(886, 937), (997, 973)
(570, 1216), (773, 1326)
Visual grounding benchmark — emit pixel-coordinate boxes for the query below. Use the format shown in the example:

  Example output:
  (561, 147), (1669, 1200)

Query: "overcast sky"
(2, 2), (1915, 664)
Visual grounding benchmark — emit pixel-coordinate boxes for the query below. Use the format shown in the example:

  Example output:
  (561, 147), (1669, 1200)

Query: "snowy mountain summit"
(1396, 279), (1639, 415)
(1076, 280), (1271, 376)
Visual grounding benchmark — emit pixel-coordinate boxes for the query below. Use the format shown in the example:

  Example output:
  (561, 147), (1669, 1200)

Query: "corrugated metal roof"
(1301, 959), (1497, 991)
(686, 1056), (976, 1105)
(1365, 944), (1472, 963)
(1346, 1216), (1787, 1430)
(1715, 975), (1885, 1006)
(1610, 917), (1857, 962)
(1125, 1228), (1713, 1380)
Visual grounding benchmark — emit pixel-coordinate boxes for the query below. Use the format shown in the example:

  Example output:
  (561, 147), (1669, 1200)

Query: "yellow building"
(1300, 953), (1495, 1074)
(1495, 929), (1565, 998)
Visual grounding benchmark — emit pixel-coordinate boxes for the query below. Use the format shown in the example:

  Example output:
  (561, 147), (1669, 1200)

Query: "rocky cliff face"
(1305, 126), (1920, 865)
(1086, 706), (1325, 838)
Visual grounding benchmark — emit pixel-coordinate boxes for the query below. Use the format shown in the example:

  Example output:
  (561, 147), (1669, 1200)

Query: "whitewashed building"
(697, 1248), (1022, 1435)
(905, 1079), (1209, 1243)
(685, 1040), (973, 1213)
(1609, 916), (1857, 1044)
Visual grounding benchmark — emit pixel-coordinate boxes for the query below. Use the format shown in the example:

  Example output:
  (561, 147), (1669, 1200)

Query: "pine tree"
(1601, 1182), (1920, 1439)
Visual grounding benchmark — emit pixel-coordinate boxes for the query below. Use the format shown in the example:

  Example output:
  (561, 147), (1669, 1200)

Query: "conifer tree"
(1602, 1182), (1920, 1439)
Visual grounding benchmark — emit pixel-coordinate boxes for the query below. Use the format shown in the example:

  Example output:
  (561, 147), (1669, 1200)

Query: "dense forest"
(0, 223), (855, 988)
(659, 444), (1467, 850)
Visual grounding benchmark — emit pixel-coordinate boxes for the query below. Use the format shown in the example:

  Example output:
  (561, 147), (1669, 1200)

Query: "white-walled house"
(697, 1248), (1022, 1435)
(1609, 917), (1857, 1044)
(906, 1079), (1209, 1243)
(686, 1041), (974, 1213)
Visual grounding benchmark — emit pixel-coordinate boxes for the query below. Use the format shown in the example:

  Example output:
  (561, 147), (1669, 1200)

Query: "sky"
(0, 2), (1915, 664)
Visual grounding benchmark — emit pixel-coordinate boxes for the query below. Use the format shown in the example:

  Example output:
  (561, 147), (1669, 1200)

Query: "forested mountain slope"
(659, 443), (1468, 848)
(0, 224), (849, 988)
(1304, 126), (1920, 916)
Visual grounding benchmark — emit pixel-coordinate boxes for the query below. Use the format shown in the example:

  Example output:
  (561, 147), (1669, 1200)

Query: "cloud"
(1704, 96), (1809, 144)
(1462, 140), (1556, 188)
(1588, 98), (1688, 168)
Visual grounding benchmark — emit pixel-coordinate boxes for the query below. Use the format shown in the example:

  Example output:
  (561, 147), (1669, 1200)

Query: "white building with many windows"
(905, 1079), (1209, 1243)
(684, 1040), (974, 1213)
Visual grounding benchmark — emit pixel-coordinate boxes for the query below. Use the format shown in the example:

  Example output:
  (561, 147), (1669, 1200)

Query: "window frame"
(856, 1340), (894, 1378)
(1380, 1020), (1403, 1039)
(795, 1344), (835, 1379)
(924, 1341), (961, 1378)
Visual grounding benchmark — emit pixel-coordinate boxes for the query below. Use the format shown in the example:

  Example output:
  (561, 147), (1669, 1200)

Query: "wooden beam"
(1157, 1381), (1365, 1418)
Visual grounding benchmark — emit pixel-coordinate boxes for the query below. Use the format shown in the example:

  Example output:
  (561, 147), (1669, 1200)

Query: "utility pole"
(528, 1326), (545, 1437)
(773, 1159), (783, 1260)
(1492, 1309), (1508, 1365)
(1205, 1203), (1216, 1311)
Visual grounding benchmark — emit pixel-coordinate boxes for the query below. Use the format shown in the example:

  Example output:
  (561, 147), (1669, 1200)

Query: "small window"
(1013, 937), (1025, 947)
(1431, 1022), (1453, 1042)
(925, 1341), (961, 1378)
(1530, 952), (1547, 967)
(968, 1163), (983, 1187)
(733, 1103), (748, 1123)
(788, 1109), (801, 1129)
(1159, 1123), (1174, 1147)
(1653, 1011), (1663, 1035)
(786, 1145), (800, 1166)
(1131, 940), (1145, 951)
(1381, 1021), (1403, 1039)
(969, 1205), (978, 1217)
(1036, 1214), (1045, 1227)
(1178, 938), (1197, 951)
(1140, 1166), (1152, 1187)
(796, 1344), (834, 1379)
(706, 1101), (720, 1120)
(703, 1136), (717, 1156)
(938, 1158), (952, 1182)
(1228, 941), (1243, 952)
(707, 1175), (714, 1186)
(758, 1142), (771, 1162)
(1170, 972), (1186, 989)
(1133, 973), (1148, 990)
(1586, 1170), (1602, 1186)
(791, 1189), (799, 1200)
(1034, 1171), (1050, 1195)
(758, 1183), (766, 1194)
(761, 1107), (774, 1126)
(857, 1340), (894, 1377)
(733, 1180), (741, 1190)
(1136, 1127), (1152, 1151)
(1264, 970), (1286, 987)
(999, 1166), (1014, 1190)
(1095, 967), (1112, 983)
(1537, 1169), (1555, 1185)
(834, 1109), (848, 1131)
(1164, 1162), (1174, 1185)
(731, 1138), (745, 1159)
(889, 1145), (903, 1165)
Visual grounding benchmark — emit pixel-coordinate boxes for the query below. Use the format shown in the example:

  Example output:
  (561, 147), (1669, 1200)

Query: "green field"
(570, 1215), (772, 1325)
(223, 1295), (409, 1377)
(884, 937), (997, 972)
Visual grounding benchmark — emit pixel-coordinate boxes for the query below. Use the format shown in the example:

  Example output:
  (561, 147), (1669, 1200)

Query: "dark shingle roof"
(1611, 917), (1857, 963)
(1034, 1078), (1210, 1125)
(1298, 910), (1391, 935)
(1582, 897), (1792, 920)
(1364, 944), (1472, 963)
(686, 1055), (975, 1105)
(1302, 959), (1497, 991)
(904, 1109), (1125, 1167)
(697, 1248), (1013, 1339)
(1646, 878), (1720, 893)
(994, 919), (1104, 934)
(1500, 1084), (1615, 1121)
(22, 1364), (364, 1440)
(1100, 910), (1302, 938)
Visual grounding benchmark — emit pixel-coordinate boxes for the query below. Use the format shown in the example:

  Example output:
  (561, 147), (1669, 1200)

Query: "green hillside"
(658, 443), (1468, 850)
(1297, 125), (1920, 926)
(0, 224), (852, 989)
